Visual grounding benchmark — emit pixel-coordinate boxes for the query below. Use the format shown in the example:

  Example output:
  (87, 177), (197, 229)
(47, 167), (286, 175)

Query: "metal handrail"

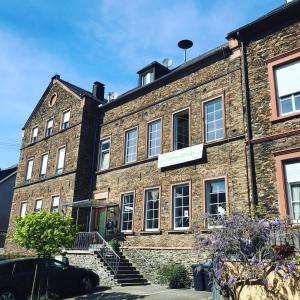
(121, 235), (154, 267)
(72, 232), (120, 274)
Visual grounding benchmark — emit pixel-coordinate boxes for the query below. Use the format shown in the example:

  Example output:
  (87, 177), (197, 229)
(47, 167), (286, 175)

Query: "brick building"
(5, 0), (300, 283)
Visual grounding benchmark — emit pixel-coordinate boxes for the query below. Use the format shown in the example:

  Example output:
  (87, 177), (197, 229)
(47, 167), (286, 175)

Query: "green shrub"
(108, 238), (119, 251)
(157, 263), (191, 289)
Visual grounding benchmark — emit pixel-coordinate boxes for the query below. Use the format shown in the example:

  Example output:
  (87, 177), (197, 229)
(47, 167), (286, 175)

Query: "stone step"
(116, 278), (148, 284)
(120, 282), (151, 287)
(115, 273), (143, 279)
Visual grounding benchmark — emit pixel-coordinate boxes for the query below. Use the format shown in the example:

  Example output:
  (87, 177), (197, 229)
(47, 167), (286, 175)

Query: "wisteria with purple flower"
(194, 212), (300, 300)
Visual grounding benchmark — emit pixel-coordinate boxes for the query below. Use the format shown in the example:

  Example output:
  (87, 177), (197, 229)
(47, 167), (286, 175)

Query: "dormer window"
(138, 62), (170, 88)
(141, 70), (154, 86)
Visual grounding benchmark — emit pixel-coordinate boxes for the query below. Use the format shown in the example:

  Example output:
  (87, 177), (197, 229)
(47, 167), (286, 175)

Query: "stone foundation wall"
(122, 248), (200, 284)
(66, 251), (116, 287)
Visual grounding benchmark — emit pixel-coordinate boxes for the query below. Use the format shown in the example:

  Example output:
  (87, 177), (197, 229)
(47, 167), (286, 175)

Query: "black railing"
(72, 232), (120, 274)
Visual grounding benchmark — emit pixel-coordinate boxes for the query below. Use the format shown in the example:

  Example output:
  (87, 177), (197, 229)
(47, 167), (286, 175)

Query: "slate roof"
(0, 165), (17, 182)
(227, 0), (300, 39)
(22, 76), (104, 129)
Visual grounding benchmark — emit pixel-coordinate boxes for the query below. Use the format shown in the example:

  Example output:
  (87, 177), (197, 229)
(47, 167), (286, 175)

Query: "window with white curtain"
(45, 118), (53, 137)
(61, 111), (70, 129)
(25, 159), (33, 182)
(31, 127), (38, 143)
(141, 70), (154, 86)
(148, 120), (161, 157)
(99, 139), (110, 170)
(121, 193), (134, 232)
(20, 202), (27, 217)
(40, 153), (48, 178)
(124, 128), (137, 163)
(284, 161), (300, 221)
(145, 188), (159, 231)
(51, 196), (60, 212)
(56, 147), (66, 174)
(275, 60), (300, 115)
(34, 199), (42, 212)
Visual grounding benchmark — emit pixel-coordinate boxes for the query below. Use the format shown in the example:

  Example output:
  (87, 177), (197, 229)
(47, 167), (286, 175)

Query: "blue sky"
(0, 0), (283, 168)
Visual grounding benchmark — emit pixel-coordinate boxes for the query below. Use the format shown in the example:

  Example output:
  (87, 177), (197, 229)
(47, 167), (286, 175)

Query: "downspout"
(88, 100), (102, 232)
(239, 33), (258, 208)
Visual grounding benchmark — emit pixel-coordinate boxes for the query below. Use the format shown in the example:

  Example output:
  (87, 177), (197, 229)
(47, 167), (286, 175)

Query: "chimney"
(92, 81), (105, 100)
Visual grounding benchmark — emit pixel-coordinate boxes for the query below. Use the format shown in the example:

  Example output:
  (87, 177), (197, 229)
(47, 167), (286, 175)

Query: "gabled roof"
(0, 165), (17, 183)
(227, 0), (300, 40)
(22, 75), (104, 130)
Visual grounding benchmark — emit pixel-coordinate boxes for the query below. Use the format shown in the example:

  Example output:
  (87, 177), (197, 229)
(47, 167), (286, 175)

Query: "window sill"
(121, 231), (135, 236)
(271, 112), (300, 123)
(140, 230), (162, 235)
(167, 229), (192, 234)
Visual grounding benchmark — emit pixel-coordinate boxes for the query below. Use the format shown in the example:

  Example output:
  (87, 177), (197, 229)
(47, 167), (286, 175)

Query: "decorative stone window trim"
(267, 47), (300, 122)
(274, 147), (300, 218)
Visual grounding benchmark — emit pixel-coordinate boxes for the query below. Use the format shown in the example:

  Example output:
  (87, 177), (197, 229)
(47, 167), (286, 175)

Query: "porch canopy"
(62, 199), (118, 231)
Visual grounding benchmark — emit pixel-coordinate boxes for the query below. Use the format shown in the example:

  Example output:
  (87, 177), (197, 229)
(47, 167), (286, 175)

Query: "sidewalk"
(67, 285), (212, 300)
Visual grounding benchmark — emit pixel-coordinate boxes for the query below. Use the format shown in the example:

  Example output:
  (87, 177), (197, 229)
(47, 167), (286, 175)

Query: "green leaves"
(13, 211), (78, 257)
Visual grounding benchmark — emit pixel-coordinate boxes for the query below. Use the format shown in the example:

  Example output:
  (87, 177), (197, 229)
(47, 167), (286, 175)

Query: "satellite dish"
(162, 58), (173, 68)
(178, 39), (193, 63)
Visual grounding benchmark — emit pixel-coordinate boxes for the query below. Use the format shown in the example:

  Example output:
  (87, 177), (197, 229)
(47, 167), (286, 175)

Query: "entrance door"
(98, 209), (106, 237)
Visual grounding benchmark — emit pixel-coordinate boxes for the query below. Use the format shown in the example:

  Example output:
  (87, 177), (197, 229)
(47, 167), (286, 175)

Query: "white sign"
(158, 144), (203, 169)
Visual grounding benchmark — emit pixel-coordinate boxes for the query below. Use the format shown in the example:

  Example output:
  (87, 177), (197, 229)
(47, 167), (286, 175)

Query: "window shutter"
(275, 60), (300, 97)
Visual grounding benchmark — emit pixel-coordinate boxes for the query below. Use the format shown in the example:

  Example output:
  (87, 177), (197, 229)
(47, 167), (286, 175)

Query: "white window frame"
(51, 196), (60, 212)
(284, 161), (300, 222)
(278, 93), (300, 116)
(172, 183), (190, 230)
(99, 138), (110, 170)
(172, 108), (190, 150)
(144, 188), (160, 231)
(40, 153), (49, 179)
(56, 146), (66, 175)
(20, 202), (27, 218)
(205, 178), (227, 228)
(34, 199), (42, 212)
(275, 59), (300, 116)
(25, 159), (34, 183)
(45, 118), (54, 137)
(121, 192), (134, 233)
(204, 97), (224, 143)
(147, 119), (161, 158)
(141, 69), (154, 86)
(124, 127), (138, 164)
(61, 110), (70, 130)
(31, 127), (38, 143)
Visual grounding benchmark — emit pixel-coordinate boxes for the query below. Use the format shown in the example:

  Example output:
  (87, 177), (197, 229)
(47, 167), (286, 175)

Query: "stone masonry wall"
(67, 252), (116, 287)
(6, 81), (89, 253)
(95, 50), (250, 248)
(246, 19), (300, 213)
(122, 248), (199, 284)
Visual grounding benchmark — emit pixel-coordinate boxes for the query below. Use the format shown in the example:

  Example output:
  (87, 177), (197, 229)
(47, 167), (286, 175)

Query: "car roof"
(0, 257), (36, 265)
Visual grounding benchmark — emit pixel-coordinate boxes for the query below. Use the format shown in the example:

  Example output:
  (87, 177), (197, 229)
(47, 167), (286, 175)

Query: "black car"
(0, 257), (99, 299)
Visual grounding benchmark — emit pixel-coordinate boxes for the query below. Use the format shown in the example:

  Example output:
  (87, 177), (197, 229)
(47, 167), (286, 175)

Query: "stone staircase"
(95, 250), (150, 286)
